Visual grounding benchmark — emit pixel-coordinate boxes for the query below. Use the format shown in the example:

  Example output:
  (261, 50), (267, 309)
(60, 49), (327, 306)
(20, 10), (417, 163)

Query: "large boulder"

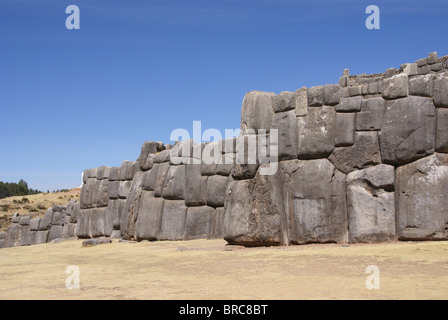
(158, 200), (188, 241)
(135, 194), (164, 241)
(396, 153), (448, 240)
(161, 165), (186, 200)
(379, 96), (436, 165)
(184, 163), (208, 207)
(346, 164), (396, 243)
(184, 206), (214, 240)
(297, 106), (336, 159)
(206, 175), (229, 208)
(329, 131), (382, 174)
(224, 164), (288, 246)
(281, 159), (348, 244)
(271, 110), (298, 160)
(240, 91), (275, 133)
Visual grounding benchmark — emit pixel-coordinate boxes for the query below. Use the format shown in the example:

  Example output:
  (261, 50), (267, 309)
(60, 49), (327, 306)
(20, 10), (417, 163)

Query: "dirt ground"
(0, 238), (447, 300)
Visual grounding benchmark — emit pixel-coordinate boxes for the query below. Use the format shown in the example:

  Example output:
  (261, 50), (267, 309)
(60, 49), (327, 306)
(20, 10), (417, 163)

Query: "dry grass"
(0, 189), (80, 232)
(0, 238), (447, 300)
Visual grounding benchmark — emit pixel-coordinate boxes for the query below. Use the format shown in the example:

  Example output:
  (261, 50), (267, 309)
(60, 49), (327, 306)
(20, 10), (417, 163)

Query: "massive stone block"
(297, 106), (336, 159)
(241, 91), (275, 133)
(210, 207), (225, 240)
(108, 181), (120, 200)
(356, 97), (386, 131)
(184, 163), (208, 207)
(29, 218), (40, 232)
(3, 224), (21, 248)
(138, 141), (163, 171)
(295, 87), (308, 117)
(206, 175), (229, 208)
(434, 73), (448, 107)
(272, 91), (295, 113)
(231, 134), (259, 180)
(158, 200), (188, 241)
(307, 86), (323, 107)
(379, 96), (436, 165)
(323, 84), (341, 106)
(120, 171), (144, 240)
(436, 108), (448, 152)
(162, 165), (186, 200)
(271, 110), (298, 160)
(35, 230), (49, 245)
(48, 225), (64, 242)
(329, 131), (381, 174)
(335, 113), (355, 147)
(91, 208), (107, 238)
(224, 164), (288, 246)
(184, 206), (214, 240)
(135, 192), (164, 241)
(336, 96), (362, 112)
(281, 159), (348, 244)
(153, 162), (171, 197)
(396, 153), (448, 240)
(382, 74), (408, 100)
(346, 165), (396, 243)
(409, 74), (435, 97)
(39, 210), (53, 231)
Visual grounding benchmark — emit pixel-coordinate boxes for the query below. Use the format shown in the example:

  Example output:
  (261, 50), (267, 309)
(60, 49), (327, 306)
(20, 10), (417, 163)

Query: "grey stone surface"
(201, 142), (219, 176)
(356, 97), (386, 131)
(216, 153), (235, 176)
(170, 139), (195, 165)
(307, 86), (323, 107)
(153, 162), (171, 197)
(297, 106), (336, 159)
(96, 166), (110, 180)
(434, 73), (448, 107)
(39, 210), (53, 231)
(19, 216), (30, 226)
(281, 159), (348, 244)
(108, 167), (121, 181)
(51, 211), (65, 226)
(436, 108), (448, 152)
(409, 74), (435, 97)
(138, 141), (163, 171)
(48, 225), (64, 242)
(323, 84), (341, 106)
(379, 96), (436, 165)
(329, 131), (381, 174)
(382, 74), (408, 100)
(3, 223), (21, 248)
(224, 164), (287, 246)
(184, 163), (208, 207)
(232, 134), (259, 180)
(91, 208), (107, 238)
(295, 87), (308, 117)
(159, 200), (188, 241)
(396, 153), (448, 240)
(142, 164), (160, 191)
(120, 171), (144, 240)
(272, 110), (297, 160)
(240, 91), (275, 133)
(11, 213), (21, 224)
(29, 218), (40, 231)
(336, 96), (362, 112)
(272, 91), (295, 113)
(206, 175), (229, 208)
(35, 230), (49, 245)
(346, 165), (396, 243)
(335, 113), (355, 147)
(184, 206), (213, 240)
(402, 63), (418, 76)
(348, 85), (362, 97)
(108, 181), (120, 199)
(82, 238), (111, 247)
(19, 225), (31, 246)
(162, 165), (186, 200)
(153, 150), (171, 164)
(135, 194), (164, 241)
(210, 207), (225, 240)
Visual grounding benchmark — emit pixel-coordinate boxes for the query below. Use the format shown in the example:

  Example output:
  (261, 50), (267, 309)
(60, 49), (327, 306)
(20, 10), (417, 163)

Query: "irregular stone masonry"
(2, 52), (448, 248)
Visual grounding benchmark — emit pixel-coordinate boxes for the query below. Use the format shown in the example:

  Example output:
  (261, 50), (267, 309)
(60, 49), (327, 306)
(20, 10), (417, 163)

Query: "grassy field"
(0, 238), (447, 300)
(0, 189), (80, 232)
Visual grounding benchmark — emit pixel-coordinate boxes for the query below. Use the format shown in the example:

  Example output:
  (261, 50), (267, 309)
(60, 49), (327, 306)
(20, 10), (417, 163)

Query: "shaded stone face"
(346, 164), (396, 243)
(379, 96), (436, 165)
(396, 153), (448, 241)
(281, 159), (348, 245)
(240, 91), (275, 134)
(224, 164), (287, 247)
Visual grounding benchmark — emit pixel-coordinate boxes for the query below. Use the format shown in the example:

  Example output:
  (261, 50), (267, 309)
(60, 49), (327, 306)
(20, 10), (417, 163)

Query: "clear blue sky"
(1, 0), (448, 191)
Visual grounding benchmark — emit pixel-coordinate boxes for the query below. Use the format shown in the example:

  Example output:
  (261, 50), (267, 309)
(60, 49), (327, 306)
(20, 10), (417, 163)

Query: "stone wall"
(1, 200), (79, 248)
(2, 52), (448, 248)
